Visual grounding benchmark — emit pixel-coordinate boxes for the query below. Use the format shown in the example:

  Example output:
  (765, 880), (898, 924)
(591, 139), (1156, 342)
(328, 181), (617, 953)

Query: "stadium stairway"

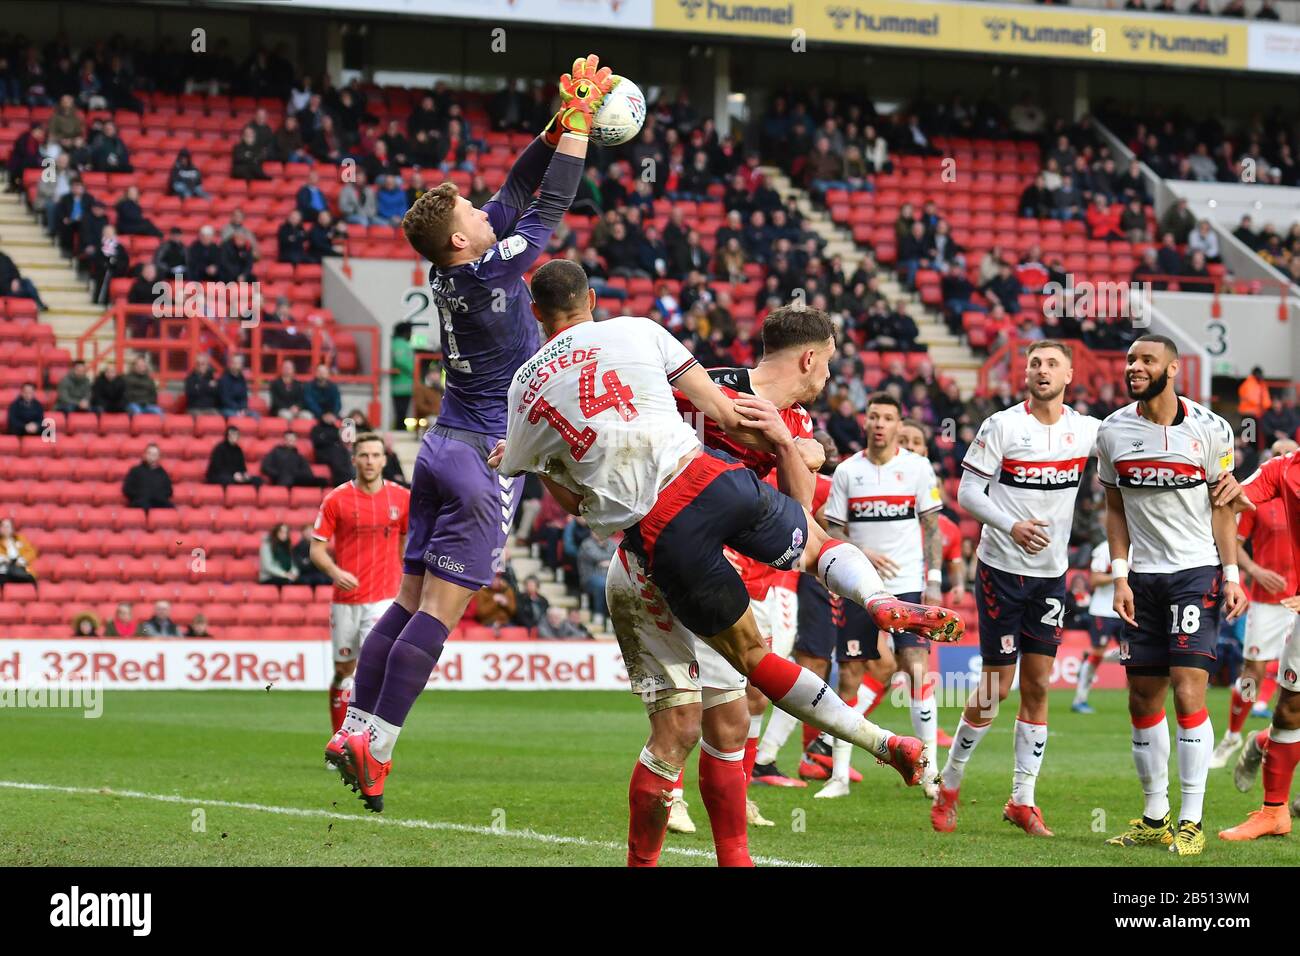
(0, 179), (109, 354)
(760, 166), (983, 396)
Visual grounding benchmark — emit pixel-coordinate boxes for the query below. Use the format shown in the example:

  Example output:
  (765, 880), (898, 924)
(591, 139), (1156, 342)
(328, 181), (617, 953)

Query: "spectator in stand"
(54, 360), (93, 414)
(980, 262), (1024, 315)
(89, 120), (131, 173)
(218, 228), (256, 283)
(1159, 197), (1196, 245)
(7, 381), (43, 436)
(260, 430), (325, 488)
(1085, 194), (1124, 241)
(1257, 0), (1280, 17)
(217, 353), (251, 417)
(219, 207), (256, 247)
(1050, 177), (1083, 221)
(277, 208), (309, 264)
(114, 184), (161, 237)
(1019, 173), (1053, 218)
(940, 260), (980, 333)
(206, 424), (262, 488)
(293, 524), (333, 586)
(338, 170), (380, 226)
(274, 114), (309, 165)
(1181, 250), (1214, 292)
(828, 396), (865, 455)
(0, 249), (48, 310)
(538, 605), (590, 640)
(1156, 231), (1184, 276)
(72, 612), (100, 637)
(183, 353), (219, 412)
(1120, 197), (1149, 243)
(578, 529), (619, 618)
(244, 107), (274, 158)
(259, 523), (299, 585)
(0, 517), (36, 583)
(48, 94), (84, 149)
(1187, 219), (1220, 263)
(1232, 215), (1261, 252)
(896, 220), (935, 289)
(91, 363), (126, 413)
(169, 149), (207, 198)
(122, 443), (173, 510)
(35, 153), (72, 236)
(1237, 366), (1272, 430)
(139, 601), (181, 637)
(186, 225), (222, 282)
(269, 359), (311, 418)
(1131, 247), (1165, 291)
(154, 226), (187, 277)
(474, 572), (518, 628)
(310, 114), (344, 165)
(305, 210), (345, 262)
(87, 222), (129, 304)
(513, 575), (549, 630)
(375, 174), (408, 225)
(5, 123), (46, 187)
(309, 412), (354, 485)
(295, 169), (328, 220)
(186, 613), (212, 638)
(390, 322), (414, 428)
(104, 602), (138, 637)
(304, 363), (341, 419)
(123, 354), (162, 415)
(54, 177), (91, 255)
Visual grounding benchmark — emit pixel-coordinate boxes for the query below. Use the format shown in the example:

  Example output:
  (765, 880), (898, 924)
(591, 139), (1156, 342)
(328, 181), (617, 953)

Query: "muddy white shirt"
(499, 316), (701, 538)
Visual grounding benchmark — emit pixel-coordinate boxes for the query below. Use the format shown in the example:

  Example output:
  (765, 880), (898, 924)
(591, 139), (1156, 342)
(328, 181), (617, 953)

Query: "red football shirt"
(734, 473), (833, 599)
(313, 480), (411, 605)
(1240, 459), (1299, 603)
(1243, 451), (1300, 600)
(937, 513), (962, 565)
(674, 367), (814, 480)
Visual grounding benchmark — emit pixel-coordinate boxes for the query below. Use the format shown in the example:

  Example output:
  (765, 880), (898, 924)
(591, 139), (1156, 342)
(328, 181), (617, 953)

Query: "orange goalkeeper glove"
(543, 53), (615, 145)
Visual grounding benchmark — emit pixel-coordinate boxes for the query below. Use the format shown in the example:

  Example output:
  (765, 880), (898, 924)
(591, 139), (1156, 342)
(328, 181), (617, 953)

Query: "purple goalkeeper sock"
(352, 603), (413, 713)
(373, 611), (450, 726)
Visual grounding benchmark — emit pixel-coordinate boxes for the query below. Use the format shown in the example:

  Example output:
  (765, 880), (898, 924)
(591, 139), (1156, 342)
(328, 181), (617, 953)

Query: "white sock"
(1175, 710), (1212, 824)
(1011, 718), (1048, 806)
(831, 695), (870, 782)
(910, 690), (938, 774)
(771, 666), (893, 757)
(756, 707), (798, 765)
(941, 716), (991, 790)
(1074, 657), (1098, 705)
(341, 704), (371, 737)
(1131, 713), (1170, 822)
(816, 541), (889, 608)
(369, 714), (402, 763)
(748, 713), (763, 742)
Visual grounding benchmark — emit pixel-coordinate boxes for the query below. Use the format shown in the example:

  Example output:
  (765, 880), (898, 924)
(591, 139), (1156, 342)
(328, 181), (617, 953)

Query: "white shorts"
(329, 599), (392, 664)
(1276, 615), (1300, 693)
(1243, 602), (1298, 662)
(606, 550), (746, 714)
(750, 584), (798, 659)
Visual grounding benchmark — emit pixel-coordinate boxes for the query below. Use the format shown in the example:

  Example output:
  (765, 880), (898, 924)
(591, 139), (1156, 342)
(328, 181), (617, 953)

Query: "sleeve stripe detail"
(918, 504), (944, 516)
(667, 357), (698, 382)
(961, 462), (993, 478)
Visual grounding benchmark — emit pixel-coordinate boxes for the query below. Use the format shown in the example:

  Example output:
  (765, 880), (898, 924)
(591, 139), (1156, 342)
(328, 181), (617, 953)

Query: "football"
(590, 76), (646, 148)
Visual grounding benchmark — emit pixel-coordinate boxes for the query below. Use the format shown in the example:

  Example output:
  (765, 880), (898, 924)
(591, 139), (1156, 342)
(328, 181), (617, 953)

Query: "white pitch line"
(0, 780), (818, 868)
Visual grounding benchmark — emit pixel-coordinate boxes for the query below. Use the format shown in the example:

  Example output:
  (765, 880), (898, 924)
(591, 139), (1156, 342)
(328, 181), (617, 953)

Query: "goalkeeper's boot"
(866, 596), (963, 643)
(346, 730), (391, 814)
(325, 730), (358, 792)
(1105, 811), (1174, 848)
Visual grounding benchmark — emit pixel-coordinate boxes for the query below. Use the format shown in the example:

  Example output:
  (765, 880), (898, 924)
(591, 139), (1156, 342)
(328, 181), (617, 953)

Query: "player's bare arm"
(309, 537), (358, 591)
(1210, 499), (1249, 623)
(919, 510), (944, 604)
(1235, 539), (1287, 595)
(1104, 486), (1136, 626)
(541, 475), (583, 517)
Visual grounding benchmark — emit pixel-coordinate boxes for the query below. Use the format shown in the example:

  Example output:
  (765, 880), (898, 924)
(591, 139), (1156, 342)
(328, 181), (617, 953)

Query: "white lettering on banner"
(0, 641), (630, 691)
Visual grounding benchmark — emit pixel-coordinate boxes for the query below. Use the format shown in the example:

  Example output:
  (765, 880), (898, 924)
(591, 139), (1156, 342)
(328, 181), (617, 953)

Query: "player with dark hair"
(310, 433), (409, 736)
(1097, 334), (1248, 856)
(327, 56), (614, 812)
(493, 260), (964, 866)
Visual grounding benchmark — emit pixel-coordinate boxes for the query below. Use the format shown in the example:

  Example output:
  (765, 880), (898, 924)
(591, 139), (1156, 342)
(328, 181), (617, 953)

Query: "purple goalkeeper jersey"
(428, 137), (568, 438)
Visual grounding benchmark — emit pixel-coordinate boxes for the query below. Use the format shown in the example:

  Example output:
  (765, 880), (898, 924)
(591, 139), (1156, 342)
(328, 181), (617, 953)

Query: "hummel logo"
(1032, 743), (1045, 757)
(959, 738), (973, 750)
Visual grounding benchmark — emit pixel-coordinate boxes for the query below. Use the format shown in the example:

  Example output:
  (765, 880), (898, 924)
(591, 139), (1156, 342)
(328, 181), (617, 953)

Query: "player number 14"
(529, 362), (639, 462)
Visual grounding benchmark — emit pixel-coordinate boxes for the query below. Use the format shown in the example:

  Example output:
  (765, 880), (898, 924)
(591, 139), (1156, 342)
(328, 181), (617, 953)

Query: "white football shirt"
(825, 447), (941, 593)
(498, 316), (701, 538)
(962, 402), (1100, 578)
(1087, 538), (1122, 619)
(1096, 397), (1233, 574)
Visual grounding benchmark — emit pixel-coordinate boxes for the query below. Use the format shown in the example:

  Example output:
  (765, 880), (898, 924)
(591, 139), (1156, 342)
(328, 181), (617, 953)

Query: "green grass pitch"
(1, 687), (1292, 866)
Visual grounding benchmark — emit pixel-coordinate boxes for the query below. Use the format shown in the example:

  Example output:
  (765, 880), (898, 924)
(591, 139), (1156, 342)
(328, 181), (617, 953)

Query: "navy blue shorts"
(622, 448), (809, 638)
(404, 425), (522, 589)
(1122, 567), (1222, 674)
(975, 560), (1066, 666)
(836, 591), (925, 662)
(1089, 615), (1124, 648)
(793, 574), (839, 660)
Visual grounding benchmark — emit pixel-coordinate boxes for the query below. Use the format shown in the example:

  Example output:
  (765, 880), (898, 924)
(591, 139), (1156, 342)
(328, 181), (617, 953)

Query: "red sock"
(628, 759), (675, 867)
(1256, 728), (1272, 750)
(329, 685), (348, 733)
(1228, 682), (1250, 734)
(743, 735), (758, 784)
(1257, 674), (1278, 707)
(1261, 736), (1300, 806)
(749, 653), (802, 701)
(1088, 652), (1104, 667)
(802, 723), (819, 749)
(698, 747), (753, 867)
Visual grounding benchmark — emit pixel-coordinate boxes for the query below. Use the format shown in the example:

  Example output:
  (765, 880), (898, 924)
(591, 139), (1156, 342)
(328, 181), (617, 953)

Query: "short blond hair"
(402, 182), (460, 266)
